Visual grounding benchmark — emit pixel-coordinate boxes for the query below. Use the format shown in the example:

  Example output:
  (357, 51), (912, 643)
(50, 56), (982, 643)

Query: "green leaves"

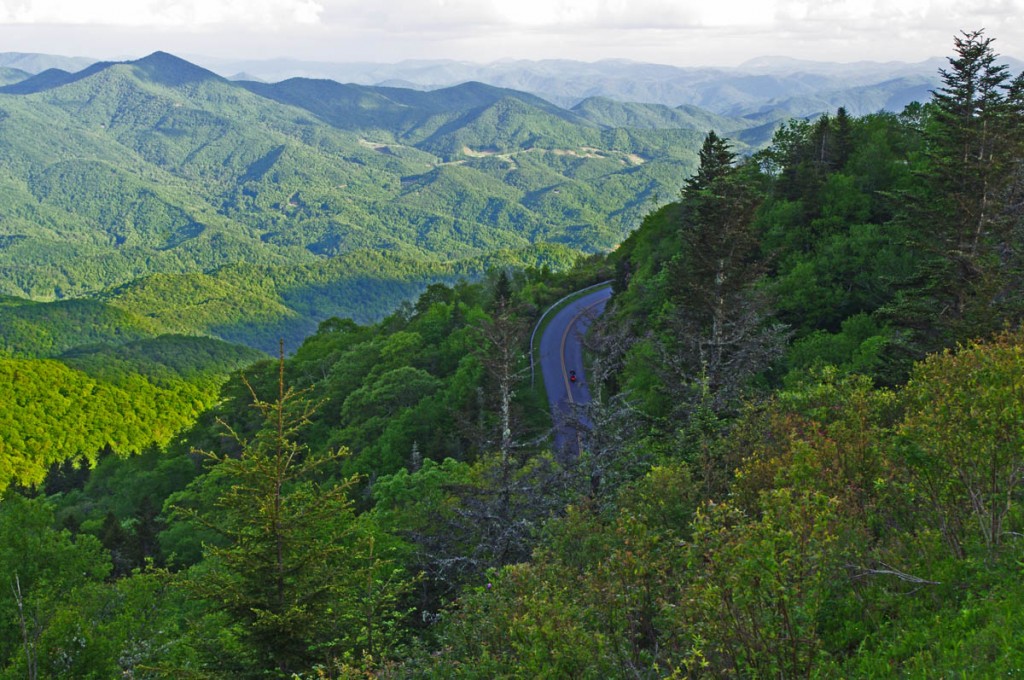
(176, 360), (414, 675)
(0, 357), (205, 490)
(685, 490), (841, 677)
(899, 328), (1024, 557)
(0, 494), (113, 676)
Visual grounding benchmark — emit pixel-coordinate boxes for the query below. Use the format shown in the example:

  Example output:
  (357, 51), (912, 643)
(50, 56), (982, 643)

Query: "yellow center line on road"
(559, 297), (607, 404)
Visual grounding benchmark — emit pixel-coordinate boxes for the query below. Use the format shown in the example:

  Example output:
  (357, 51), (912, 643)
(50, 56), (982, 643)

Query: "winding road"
(537, 285), (613, 458)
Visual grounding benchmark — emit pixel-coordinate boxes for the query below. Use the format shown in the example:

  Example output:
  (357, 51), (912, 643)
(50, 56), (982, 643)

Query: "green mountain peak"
(127, 51), (225, 88)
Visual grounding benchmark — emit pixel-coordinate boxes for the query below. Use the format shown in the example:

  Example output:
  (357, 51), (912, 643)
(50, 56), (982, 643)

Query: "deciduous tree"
(899, 328), (1024, 558)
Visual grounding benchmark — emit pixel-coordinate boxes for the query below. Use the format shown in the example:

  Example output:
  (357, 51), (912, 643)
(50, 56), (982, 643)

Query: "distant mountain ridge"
(198, 54), (967, 118)
(0, 66), (30, 86)
(0, 51), (96, 75)
(2, 50), (985, 119)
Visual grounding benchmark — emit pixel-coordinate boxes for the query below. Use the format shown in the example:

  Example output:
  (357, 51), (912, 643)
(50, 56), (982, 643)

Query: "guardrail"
(529, 280), (612, 387)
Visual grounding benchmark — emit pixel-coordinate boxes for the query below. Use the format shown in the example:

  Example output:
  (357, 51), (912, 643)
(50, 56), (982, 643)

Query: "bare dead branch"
(846, 561), (942, 586)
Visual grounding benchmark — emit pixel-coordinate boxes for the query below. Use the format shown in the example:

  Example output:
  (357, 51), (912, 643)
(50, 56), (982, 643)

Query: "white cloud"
(312, 0), (702, 32)
(0, 0), (324, 26)
(488, 0), (700, 29)
(0, 0), (1019, 66)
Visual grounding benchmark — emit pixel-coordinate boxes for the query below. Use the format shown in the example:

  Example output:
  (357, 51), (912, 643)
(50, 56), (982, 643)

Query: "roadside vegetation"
(1, 30), (1023, 677)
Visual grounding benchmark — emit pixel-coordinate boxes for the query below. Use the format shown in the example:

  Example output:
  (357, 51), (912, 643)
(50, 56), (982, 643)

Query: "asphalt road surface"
(538, 285), (612, 458)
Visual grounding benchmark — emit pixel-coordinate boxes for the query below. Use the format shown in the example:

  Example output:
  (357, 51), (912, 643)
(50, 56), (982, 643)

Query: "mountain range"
(0, 50), (974, 121)
(192, 54), (968, 119)
(2, 47), (986, 353)
(0, 50), (746, 352)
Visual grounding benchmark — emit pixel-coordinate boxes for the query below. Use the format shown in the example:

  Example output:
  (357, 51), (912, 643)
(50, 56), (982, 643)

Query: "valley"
(0, 51), (751, 352)
(1, 30), (1024, 677)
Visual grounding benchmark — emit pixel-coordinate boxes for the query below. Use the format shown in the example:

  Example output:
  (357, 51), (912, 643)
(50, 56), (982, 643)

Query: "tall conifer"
(664, 132), (786, 413)
(895, 30), (1024, 348)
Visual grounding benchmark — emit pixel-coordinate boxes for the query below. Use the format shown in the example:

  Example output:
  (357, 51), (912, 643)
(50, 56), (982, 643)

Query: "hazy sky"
(0, 0), (1020, 67)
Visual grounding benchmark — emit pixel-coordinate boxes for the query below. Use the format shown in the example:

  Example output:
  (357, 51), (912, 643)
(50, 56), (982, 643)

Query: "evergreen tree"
(664, 132), (787, 413)
(683, 130), (736, 194)
(833, 106), (854, 169)
(895, 30), (1024, 348)
(176, 351), (412, 676)
(100, 511), (132, 577)
(491, 269), (514, 314)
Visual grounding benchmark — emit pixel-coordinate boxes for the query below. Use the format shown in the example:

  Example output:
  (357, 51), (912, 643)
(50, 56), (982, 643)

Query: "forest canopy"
(1, 29), (1023, 678)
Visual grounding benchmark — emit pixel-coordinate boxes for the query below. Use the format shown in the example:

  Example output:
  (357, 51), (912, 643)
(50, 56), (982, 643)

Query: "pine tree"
(176, 349), (412, 676)
(833, 107), (854, 169)
(930, 30), (1016, 256)
(895, 30), (1024, 348)
(492, 269), (514, 313)
(683, 130), (736, 194)
(664, 132), (786, 413)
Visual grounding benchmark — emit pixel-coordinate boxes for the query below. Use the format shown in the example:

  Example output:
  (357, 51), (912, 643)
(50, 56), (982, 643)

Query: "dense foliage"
(1, 30), (1023, 678)
(0, 335), (264, 491)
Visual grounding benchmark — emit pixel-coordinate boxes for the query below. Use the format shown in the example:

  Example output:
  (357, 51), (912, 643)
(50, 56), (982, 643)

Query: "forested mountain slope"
(0, 67), (28, 86)
(0, 50), (737, 350)
(0, 335), (265, 489)
(5, 31), (1024, 679)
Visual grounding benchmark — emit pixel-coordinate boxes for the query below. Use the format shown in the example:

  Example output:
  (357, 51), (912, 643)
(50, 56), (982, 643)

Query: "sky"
(0, 0), (1020, 67)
